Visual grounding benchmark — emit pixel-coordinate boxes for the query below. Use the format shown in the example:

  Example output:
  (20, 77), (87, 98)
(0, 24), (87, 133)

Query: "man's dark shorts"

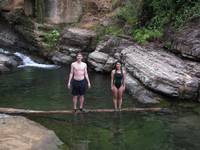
(71, 79), (87, 96)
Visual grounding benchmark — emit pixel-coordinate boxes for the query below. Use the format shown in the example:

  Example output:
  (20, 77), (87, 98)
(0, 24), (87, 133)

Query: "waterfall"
(0, 48), (59, 69)
(45, 0), (82, 24)
(45, 0), (60, 24)
(14, 52), (59, 69)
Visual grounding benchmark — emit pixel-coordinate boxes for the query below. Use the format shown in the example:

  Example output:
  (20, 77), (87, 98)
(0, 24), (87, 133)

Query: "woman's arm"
(111, 70), (114, 89)
(123, 70), (126, 88)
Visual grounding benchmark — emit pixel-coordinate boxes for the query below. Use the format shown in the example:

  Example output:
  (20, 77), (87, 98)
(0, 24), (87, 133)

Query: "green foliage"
(116, 1), (139, 26)
(145, 0), (200, 29)
(96, 0), (200, 44)
(44, 30), (60, 48)
(171, 1), (200, 28)
(133, 28), (163, 44)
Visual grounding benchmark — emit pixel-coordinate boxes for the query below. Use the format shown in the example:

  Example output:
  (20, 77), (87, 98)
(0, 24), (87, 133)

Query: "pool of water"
(0, 67), (200, 150)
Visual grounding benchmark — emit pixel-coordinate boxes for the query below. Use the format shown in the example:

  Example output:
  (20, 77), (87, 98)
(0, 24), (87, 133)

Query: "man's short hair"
(76, 52), (83, 56)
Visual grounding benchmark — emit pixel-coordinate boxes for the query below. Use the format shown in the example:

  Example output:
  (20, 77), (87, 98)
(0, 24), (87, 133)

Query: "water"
(14, 52), (59, 69)
(0, 67), (200, 150)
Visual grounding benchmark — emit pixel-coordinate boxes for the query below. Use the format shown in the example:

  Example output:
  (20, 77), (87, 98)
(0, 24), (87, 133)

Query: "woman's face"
(116, 62), (121, 70)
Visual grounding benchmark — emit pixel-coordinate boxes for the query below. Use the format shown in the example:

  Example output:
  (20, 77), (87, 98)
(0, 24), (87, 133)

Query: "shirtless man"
(68, 53), (91, 112)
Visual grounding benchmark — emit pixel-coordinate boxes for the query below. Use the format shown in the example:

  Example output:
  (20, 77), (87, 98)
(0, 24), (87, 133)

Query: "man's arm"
(68, 63), (74, 89)
(84, 64), (91, 88)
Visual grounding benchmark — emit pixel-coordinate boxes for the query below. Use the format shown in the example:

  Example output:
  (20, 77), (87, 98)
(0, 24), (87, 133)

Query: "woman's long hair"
(114, 61), (123, 72)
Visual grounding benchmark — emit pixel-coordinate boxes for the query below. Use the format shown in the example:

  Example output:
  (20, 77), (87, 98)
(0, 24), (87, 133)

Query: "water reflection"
(0, 67), (200, 150)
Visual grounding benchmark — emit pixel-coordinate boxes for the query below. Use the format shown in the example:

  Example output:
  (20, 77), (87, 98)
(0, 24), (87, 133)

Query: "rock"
(89, 51), (109, 63)
(88, 51), (117, 72)
(88, 51), (111, 71)
(88, 37), (200, 101)
(126, 73), (160, 104)
(51, 51), (73, 65)
(168, 16), (200, 61)
(0, 10), (39, 51)
(59, 27), (97, 52)
(121, 45), (199, 100)
(57, 28), (97, 64)
(0, 64), (9, 72)
(88, 36), (134, 72)
(104, 57), (117, 72)
(83, 0), (113, 12)
(96, 36), (134, 55)
(0, 53), (22, 73)
(0, 114), (63, 150)
(0, 20), (30, 50)
(0, 0), (23, 11)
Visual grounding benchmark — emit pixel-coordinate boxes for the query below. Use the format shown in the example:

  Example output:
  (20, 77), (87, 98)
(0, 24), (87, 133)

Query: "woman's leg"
(118, 86), (124, 110)
(112, 86), (118, 109)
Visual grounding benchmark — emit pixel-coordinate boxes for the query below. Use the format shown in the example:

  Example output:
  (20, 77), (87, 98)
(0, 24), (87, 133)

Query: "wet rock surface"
(0, 114), (63, 150)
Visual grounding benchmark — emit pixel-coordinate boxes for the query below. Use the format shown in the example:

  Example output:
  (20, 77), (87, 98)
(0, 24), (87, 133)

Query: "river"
(0, 53), (200, 150)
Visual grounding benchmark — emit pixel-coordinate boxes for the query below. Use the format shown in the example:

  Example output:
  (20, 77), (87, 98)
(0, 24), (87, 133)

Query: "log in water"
(0, 107), (171, 115)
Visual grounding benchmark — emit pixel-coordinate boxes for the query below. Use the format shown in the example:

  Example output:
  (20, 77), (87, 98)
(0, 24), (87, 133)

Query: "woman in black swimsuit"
(111, 61), (126, 110)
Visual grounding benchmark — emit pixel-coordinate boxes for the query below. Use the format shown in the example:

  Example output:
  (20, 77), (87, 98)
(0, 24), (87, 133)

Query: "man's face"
(76, 54), (83, 61)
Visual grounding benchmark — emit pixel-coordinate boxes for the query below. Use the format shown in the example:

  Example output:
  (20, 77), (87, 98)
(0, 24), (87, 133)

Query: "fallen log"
(0, 107), (171, 115)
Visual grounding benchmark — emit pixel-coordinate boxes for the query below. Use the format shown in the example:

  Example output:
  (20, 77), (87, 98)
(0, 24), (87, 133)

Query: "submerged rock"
(0, 114), (63, 150)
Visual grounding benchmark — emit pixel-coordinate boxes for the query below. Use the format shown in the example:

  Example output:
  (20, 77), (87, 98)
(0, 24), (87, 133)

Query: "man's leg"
(79, 79), (86, 111)
(79, 95), (84, 110)
(73, 96), (78, 111)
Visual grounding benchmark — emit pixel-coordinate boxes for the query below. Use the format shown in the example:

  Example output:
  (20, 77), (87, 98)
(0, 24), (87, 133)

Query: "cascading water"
(0, 48), (59, 69)
(45, 0), (82, 24)
(14, 52), (59, 69)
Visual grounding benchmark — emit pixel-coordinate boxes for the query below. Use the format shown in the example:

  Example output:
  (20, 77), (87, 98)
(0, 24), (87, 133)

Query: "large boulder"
(121, 45), (199, 100)
(88, 37), (200, 101)
(126, 73), (160, 104)
(59, 28), (97, 52)
(88, 36), (133, 72)
(167, 17), (200, 61)
(0, 114), (63, 150)
(55, 28), (97, 64)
